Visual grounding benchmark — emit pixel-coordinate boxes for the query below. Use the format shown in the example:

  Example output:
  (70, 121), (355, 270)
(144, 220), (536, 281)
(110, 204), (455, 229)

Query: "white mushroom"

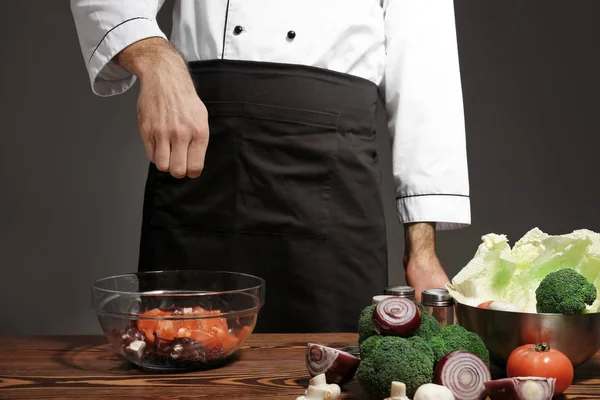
(384, 381), (411, 400)
(413, 383), (454, 400)
(296, 374), (341, 400)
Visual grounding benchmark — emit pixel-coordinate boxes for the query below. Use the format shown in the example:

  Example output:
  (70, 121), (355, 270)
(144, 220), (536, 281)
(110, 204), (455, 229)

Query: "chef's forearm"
(115, 37), (190, 81)
(404, 222), (436, 261)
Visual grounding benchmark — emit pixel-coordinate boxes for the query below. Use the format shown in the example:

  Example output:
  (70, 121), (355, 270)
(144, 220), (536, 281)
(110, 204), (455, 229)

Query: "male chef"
(70, 1), (470, 333)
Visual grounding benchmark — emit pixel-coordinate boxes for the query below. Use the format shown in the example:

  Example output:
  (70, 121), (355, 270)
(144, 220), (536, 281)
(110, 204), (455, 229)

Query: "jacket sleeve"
(382, 0), (471, 230)
(70, 0), (168, 97)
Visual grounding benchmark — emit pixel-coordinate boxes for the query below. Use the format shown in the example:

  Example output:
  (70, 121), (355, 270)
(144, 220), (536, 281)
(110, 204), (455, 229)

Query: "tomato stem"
(534, 342), (551, 352)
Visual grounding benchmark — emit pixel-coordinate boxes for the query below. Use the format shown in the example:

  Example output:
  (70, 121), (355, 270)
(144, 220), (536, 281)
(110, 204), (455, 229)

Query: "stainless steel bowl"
(455, 301), (600, 368)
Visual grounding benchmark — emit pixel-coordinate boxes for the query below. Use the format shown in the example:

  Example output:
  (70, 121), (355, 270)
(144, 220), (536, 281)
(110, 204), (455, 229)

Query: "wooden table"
(0, 334), (599, 399)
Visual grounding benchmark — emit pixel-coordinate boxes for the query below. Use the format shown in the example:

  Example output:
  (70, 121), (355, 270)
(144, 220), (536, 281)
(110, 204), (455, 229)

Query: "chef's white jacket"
(71, 0), (471, 230)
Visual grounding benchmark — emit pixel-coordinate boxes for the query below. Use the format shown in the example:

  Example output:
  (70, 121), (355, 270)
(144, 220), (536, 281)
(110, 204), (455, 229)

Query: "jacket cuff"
(87, 17), (167, 97)
(397, 194), (471, 230)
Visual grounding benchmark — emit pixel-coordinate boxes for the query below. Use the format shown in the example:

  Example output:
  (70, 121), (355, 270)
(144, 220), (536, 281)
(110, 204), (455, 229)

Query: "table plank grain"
(0, 334), (598, 399)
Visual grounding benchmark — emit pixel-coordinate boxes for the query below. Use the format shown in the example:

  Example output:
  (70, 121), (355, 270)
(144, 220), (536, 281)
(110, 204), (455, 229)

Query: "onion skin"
(484, 377), (556, 400)
(434, 351), (491, 400)
(506, 343), (573, 395)
(306, 343), (360, 386)
(372, 297), (421, 336)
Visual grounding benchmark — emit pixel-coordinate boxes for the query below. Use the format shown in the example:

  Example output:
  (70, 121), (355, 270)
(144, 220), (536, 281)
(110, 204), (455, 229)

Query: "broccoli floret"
(413, 307), (442, 341)
(535, 268), (597, 315)
(358, 304), (377, 344)
(429, 324), (490, 367)
(359, 335), (383, 360)
(357, 336), (434, 399)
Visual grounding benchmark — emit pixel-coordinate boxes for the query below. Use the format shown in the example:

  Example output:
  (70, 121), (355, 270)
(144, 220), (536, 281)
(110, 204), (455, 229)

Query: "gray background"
(1, 1), (598, 335)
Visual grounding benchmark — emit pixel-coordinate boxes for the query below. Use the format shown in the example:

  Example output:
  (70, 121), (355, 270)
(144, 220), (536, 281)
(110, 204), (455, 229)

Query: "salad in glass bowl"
(92, 270), (265, 372)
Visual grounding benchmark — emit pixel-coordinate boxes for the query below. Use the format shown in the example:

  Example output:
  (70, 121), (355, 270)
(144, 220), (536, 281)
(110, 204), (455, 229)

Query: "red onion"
(372, 296), (421, 336)
(434, 351), (491, 400)
(305, 343), (360, 386)
(485, 377), (556, 400)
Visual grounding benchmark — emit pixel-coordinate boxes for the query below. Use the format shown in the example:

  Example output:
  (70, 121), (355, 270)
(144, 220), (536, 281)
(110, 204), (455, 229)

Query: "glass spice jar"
(373, 286), (416, 305)
(421, 288), (455, 328)
(383, 285), (416, 301)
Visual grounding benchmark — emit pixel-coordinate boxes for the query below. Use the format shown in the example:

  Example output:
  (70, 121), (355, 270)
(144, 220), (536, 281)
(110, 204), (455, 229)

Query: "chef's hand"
(115, 37), (209, 179)
(403, 222), (450, 302)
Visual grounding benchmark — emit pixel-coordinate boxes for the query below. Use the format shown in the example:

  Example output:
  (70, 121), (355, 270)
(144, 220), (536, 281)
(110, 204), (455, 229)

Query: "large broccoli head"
(359, 334), (383, 360)
(535, 268), (597, 315)
(357, 302), (441, 344)
(429, 324), (490, 367)
(357, 336), (434, 399)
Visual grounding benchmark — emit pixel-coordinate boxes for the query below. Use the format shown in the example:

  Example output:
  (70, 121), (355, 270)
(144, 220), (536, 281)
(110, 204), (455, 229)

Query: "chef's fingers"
(145, 139), (155, 164)
(154, 134), (171, 173)
(168, 130), (190, 179)
(139, 121), (155, 163)
(186, 129), (208, 179)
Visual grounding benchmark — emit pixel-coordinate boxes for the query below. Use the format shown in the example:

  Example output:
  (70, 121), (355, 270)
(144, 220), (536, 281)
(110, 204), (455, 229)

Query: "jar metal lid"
(421, 288), (454, 306)
(372, 295), (393, 305)
(383, 285), (416, 300)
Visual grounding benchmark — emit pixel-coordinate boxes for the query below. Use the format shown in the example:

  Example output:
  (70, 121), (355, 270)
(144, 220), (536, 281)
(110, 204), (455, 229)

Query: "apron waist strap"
(188, 59), (380, 135)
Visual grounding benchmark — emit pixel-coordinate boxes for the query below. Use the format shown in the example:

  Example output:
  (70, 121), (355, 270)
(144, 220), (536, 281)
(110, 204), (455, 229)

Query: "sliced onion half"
(485, 377), (556, 400)
(372, 296), (421, 336)
(434, 351), (492, 400)
(306, 343), (360, 386)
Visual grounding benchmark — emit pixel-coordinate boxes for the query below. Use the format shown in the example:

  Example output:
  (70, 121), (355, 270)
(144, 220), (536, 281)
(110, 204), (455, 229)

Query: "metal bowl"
(455, 301), (600, 368)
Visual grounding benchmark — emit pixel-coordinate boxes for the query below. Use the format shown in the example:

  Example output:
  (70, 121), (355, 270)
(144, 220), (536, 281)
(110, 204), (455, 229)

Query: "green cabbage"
(447, 228), (600, 313)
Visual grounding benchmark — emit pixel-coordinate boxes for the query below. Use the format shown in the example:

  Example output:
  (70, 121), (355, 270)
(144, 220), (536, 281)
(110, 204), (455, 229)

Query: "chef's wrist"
(115, 37), (188, 81)
(403, 222), (437, 262)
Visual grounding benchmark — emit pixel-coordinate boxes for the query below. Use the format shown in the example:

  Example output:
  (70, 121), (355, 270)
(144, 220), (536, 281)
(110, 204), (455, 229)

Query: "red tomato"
(236, 326), (253, 341)
(477, 301), (494, 309)
(506, 343), (574, 395)
(188, 329), (220, 350)
(137, 308), (161, 331)
(211, 327), (239, 352)
(157, 320), (177, 340)
(144, 329), (155, 343)
(199, 310), (229, 332)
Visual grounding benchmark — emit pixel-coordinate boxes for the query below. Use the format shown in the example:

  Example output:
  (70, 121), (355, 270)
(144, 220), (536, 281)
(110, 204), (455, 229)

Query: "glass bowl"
(92, 270), (265, 372)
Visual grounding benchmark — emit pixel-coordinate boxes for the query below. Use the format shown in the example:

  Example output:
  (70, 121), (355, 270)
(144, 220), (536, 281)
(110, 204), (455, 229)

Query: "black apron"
(138, 60), (388, 333)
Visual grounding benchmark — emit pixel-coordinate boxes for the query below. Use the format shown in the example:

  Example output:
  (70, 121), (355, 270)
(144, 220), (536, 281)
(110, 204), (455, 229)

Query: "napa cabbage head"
(447, 228), (600, 313)
(511, 228), (548, 267)
(446, 233), (518, 308)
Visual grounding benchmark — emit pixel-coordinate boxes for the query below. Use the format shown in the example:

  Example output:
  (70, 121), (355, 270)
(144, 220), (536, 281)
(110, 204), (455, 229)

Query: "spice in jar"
(421, 288), (455, 327)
